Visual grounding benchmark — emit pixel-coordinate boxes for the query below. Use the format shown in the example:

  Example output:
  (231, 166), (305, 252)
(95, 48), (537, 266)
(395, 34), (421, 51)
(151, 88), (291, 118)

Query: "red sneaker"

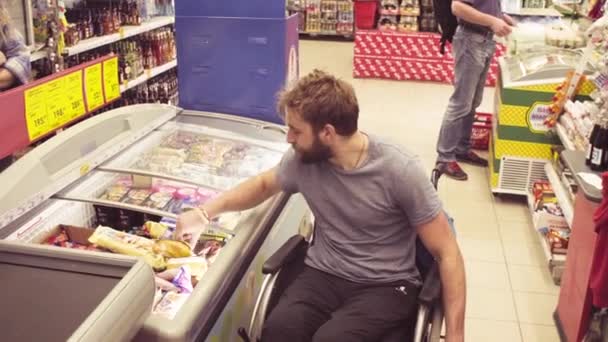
(436, 161), (468, 181)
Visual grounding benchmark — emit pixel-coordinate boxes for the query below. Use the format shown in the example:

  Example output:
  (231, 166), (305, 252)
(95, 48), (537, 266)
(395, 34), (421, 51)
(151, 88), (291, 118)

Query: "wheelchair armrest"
(418, 263), (442, 305)
(262, 235), (307, 275)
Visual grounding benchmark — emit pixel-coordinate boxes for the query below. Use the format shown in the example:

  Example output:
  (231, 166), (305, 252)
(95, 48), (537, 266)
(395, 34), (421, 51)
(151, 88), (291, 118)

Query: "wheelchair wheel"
(427, 305), (444, 342)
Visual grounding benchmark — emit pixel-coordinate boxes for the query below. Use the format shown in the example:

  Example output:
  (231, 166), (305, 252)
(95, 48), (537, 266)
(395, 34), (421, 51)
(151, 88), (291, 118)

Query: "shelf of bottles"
(287, 0), (354, 39)
(31, 0), (175, 78)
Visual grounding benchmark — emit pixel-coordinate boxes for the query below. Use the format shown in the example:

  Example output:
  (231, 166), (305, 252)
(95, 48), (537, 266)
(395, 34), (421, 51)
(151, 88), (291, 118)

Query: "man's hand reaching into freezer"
(174, 207), (210, 249)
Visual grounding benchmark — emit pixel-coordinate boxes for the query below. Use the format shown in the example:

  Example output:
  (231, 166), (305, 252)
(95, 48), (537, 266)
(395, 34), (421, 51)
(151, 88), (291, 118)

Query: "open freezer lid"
(0, 240), (155, 341)
(0, 104), (180, 231)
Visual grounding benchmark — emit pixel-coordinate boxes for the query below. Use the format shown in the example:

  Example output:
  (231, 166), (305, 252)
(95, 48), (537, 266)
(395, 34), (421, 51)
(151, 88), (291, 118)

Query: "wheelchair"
(239, 169), (448, 342)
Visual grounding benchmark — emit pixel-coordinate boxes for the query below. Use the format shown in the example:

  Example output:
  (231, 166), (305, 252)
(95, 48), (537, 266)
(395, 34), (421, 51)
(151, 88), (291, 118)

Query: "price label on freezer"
(103, 57), (121, 102)
(24, 84), (49, 141)
(85, 63), (105, 111)
(63, 71), (86, 121)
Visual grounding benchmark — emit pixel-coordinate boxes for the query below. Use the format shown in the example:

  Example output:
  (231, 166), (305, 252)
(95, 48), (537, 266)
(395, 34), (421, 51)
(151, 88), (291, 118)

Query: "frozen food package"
(153, 291), (190, 320)
(142, 221), (173, 239)
(142, 191), (173, 211)
(155, 276), (180, 292)
(98, 185), (130, 202)
(153, 239), (193, 259)
(88, 226), (166, 270)
(171, 266), (194, 294)
(166, 257), (209, 280)
(122, 189), (153, 206)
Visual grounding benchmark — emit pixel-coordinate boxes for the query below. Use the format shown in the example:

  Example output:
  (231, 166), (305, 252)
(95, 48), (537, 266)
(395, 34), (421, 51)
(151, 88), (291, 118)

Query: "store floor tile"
(466, 319), (522, 342)
(520, 323), (561, 342)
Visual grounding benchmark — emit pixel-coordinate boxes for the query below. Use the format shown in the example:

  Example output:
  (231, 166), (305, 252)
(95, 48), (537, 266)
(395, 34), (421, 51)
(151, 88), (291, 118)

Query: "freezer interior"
(0, 241), (154, 342)
(0, 104), (296, 340)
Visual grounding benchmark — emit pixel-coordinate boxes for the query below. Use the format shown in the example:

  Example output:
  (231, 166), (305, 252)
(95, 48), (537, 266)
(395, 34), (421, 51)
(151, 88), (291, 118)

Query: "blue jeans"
(436, 26), (496, 163)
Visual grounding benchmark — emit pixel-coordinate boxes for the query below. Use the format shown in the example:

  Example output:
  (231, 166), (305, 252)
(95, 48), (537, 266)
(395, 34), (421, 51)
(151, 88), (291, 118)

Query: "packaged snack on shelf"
(88, 226), (166, 270)
(399, 0), (420, 16)
(398, 15), (419, 32)
(547, 227), (570, 254)
(378, 15), (398, 31)
(380, 0), (399, 15)
(153, 291), (190, 320)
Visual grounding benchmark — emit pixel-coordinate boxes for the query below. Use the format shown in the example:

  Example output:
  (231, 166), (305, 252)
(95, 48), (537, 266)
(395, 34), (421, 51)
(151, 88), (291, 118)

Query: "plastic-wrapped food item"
(155, 276), (180, 292)
(122, 189), (153, 206)
(194, 232), (230, 264)
(142, 192), (173, 211)
(171, 266), (194, 294)
(161, 131), (201, 150)
(88, 226), (166, 270)
(153, 239), (193, 259)
(99, 185), (130, 202)
(142, 221), (173, 239)
(153, 291), (190, 320)
(166, 257), (209, 280)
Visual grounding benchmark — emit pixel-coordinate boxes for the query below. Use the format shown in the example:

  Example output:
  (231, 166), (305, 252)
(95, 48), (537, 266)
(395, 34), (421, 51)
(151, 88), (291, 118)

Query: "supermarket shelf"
(120, 60), (177, 93)
(299, 31), (354, 39)
(526, 193), (567, 264)
(544, 162), (574, 228)
(556, 122), (576, 152)
(64, 16), (175, 56)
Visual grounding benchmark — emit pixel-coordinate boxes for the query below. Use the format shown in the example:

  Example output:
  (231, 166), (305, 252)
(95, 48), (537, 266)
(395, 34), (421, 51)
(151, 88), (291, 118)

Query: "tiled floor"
(298, 40), (561, 341)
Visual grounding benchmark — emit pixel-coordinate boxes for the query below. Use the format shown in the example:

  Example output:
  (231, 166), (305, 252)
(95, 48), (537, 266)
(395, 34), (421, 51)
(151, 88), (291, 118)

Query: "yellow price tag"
(80, 163), (91, 176)
(44, 77), (69, 131)
(146, 69), (152, 79)
(119, 27), (125, 39)
(103, 57), (121, 102)
(84, 63), (105, 111)
(63, 71), (86, 121)
(24, 85), (50, 141)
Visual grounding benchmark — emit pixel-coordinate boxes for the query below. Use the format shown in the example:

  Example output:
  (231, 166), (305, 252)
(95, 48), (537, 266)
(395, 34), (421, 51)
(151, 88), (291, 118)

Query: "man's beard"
(293, 137), (332, 164)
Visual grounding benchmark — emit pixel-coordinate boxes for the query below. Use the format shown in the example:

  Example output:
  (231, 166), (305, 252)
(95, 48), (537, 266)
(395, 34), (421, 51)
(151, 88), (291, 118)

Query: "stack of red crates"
(353, 30), (505, 87)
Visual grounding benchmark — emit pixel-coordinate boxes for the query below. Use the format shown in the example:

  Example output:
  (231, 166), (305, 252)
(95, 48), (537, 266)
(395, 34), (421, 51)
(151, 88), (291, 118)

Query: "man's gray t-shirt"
(277, 135), (442, 286)
(456, 0), (502, 20)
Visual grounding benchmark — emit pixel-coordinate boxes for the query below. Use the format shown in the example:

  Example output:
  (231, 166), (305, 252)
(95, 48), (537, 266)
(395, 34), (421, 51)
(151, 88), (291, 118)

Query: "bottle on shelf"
(590, 120), (607, 171)
(586, 122), (600, 166)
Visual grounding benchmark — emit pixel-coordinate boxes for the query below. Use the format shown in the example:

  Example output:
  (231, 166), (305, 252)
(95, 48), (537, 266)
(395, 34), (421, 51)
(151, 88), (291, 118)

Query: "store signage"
(85, 63), (105, 111)
(526, 102), (552, 133)
(23, 70), (86, 141)
(103, 57), (121, 102)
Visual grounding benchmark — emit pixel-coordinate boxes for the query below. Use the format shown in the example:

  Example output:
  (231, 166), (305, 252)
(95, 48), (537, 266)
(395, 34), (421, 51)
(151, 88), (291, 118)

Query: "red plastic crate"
(471, 112), (492, 150)
(355, 1), (378, 29)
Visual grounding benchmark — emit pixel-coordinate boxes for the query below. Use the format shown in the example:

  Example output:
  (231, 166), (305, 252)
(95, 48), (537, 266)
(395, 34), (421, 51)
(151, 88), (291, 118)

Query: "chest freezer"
(0, 104), (310, 341)
(0, 240), (154, 342)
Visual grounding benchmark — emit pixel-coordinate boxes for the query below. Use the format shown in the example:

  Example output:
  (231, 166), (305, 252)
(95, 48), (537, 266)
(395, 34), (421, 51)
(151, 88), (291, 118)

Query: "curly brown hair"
(277, 69), (359, 136)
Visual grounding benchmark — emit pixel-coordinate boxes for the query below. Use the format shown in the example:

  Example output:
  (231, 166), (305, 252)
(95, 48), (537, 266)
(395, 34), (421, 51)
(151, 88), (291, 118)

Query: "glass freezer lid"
(101, 121), (287, 191)
(503, 48), (595, 82)
(53, 170), (243, 234)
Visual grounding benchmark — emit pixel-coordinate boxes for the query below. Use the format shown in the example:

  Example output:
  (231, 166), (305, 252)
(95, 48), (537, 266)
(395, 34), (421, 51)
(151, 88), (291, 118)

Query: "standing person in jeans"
(0, 1), (32, 172)
(435, 0), (513, 180)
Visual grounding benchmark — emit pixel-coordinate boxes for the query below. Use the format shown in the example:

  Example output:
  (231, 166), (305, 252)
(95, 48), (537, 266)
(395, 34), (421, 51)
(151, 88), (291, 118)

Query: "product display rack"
(287, 0), (355, 39)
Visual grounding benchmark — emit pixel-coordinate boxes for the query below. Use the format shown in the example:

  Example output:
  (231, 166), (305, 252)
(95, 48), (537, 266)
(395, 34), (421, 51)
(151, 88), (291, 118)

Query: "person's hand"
(503, 13), (516, 27)
(174, 208), (209, 249)
(0, 51), (6, 66)
(490, 17), (512, 37)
